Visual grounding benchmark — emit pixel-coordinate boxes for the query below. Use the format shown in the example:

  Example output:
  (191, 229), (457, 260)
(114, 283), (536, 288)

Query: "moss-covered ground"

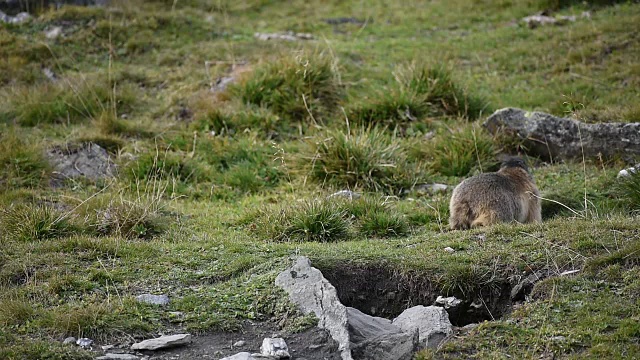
(1, 0), (639, 359)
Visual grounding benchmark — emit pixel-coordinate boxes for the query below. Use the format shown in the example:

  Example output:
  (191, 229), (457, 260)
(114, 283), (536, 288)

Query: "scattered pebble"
(261, 337), (290, 359)
(444, 247), (455, 253)
(435, 295), (462, 309)
(254, 31), (313, 41)
(76, 338), (93, 348)
(233, 340), (246, 347)
(45, 26), (63, 39)
(328, 190), (361, 200)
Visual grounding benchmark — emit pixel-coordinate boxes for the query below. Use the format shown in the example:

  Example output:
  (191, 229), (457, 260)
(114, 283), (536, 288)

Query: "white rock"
(131, 334), (192, 350)
(219, 353), (253, 360)
(328, 190), (361, 200)
(96, 354), (139, 360)
(435, 296), (462, 309)
(233, 340), (246, 347)
(135, 294), (170, 306)
(45, 26), (63, 39)
(617, 166), (638, 178)
(444, 247), (455, 253)
(261, 338), (290, 359)
(62, 337), (76, 345)
(392, 306), (453, 349)
(76, 338), (93, 348)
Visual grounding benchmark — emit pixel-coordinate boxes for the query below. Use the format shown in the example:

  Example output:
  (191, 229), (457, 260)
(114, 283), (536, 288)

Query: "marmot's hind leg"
(470, 210), (500, 228)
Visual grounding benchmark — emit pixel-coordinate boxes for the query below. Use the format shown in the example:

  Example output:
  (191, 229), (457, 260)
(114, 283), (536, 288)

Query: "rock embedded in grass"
(484, 107), (640, 160)
(135, 293), (170, 306)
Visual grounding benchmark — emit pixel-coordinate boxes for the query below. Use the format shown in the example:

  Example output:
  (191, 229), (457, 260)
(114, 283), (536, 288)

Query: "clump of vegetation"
(395, 64), (489, 120)
(0, 130), (50, 189)
(342, 197), (409, 237)
(229, 52), (341, 125)
(75, 191), (169, 240)
(249, 200), (351, 242)
(616, 170), (640, 212)
(125, 150), (208, 185)
(94, 111), (154, 138)
(2, 79), (137, 126)
(411, 124), (497, 177)
(0, 204), (76, 242)
(349, 63), (488, 127)
(190, 101), (285, 138)
(302, 127), (427, 193)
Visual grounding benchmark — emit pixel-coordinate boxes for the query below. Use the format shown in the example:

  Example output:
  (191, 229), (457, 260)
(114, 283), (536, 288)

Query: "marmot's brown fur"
(449, 157), (541, 230)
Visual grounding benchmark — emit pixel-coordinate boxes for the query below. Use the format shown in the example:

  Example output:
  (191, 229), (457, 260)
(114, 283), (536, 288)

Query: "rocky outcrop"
(275, 257), (454, 359)
(392, 306), (453, 349)
(275, 257), (353, 360)
(484, 108), (640, 161)
(46, 143), (115, 183)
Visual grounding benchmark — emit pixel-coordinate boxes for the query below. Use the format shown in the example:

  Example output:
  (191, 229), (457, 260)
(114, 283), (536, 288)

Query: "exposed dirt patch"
(93, 321), (340, 360)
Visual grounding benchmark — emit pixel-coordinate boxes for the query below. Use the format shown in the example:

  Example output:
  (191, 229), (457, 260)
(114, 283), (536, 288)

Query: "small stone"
(76, 338), (93, 348)
(261, 338), (290, 359)
(45, 26), (63, 39)
(131, 334), (192, 350)
(328, 190), (361, 200)
(62, 337), (76, 345)
(233, 340), (246, 347)
(101, 344), (115, 351)
(551, 336), (566, 342)
(96, 354), (140, 360)
(435, 296), (462, 309)
(135, 294), (170, 306)
(617, 166), (638, 178)
(560, 269), (580, 276)
(444, 247), (455, 253)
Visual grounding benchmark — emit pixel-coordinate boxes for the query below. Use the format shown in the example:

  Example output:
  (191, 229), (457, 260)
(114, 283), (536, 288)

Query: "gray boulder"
(275, 257), (353, 360)
(484, 108), (640, 161)
(135, 294), (170, 306)
(347, 307), (417, 360)
(392, 306), (453, 349)
(130, 334), (192, 350)
(275, 257), (418, 360)
(47, 143), (116, 182)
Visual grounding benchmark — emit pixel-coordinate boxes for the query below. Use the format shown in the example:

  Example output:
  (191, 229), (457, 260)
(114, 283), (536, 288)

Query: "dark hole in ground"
(319, 263), (514, 326)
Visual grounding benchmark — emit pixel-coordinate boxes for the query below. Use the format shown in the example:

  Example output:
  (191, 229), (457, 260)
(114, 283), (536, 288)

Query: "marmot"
(449, 157), (541, 230)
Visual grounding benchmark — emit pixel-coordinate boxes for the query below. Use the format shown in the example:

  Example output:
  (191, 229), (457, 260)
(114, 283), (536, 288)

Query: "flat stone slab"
(131, 334), (192, 351)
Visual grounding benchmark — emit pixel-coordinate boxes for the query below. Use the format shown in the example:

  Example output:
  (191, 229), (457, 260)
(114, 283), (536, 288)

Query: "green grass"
(302, 126), (428, 192)
(1, 0), (639, 358)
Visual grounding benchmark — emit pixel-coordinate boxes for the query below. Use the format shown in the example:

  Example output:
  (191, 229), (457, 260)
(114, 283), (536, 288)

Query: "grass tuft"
(0, 130), (50, 189)
(302, 126), (426, 193)
(349, 63), (489, 127)
(2, 79), (137, 127)
(229, 52), (341, 125)
(1, 204), (75, 242)
(249, 200), (351, 243)
(410, 123), (497, 177)
(616, 169), (640, 212)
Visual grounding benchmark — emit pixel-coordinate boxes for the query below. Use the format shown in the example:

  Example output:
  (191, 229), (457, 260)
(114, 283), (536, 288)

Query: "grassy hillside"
(1, 0), (639, 359)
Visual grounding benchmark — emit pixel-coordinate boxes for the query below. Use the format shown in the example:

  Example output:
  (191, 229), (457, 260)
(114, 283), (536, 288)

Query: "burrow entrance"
(318, 263), (520, 327)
